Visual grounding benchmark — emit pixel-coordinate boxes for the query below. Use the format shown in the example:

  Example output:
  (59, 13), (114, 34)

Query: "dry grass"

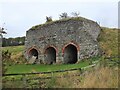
(98, 27), (118, 56)
(51, 66), (118, 88)
(11, 52), (22, 60)
(78, 66), (118, 88)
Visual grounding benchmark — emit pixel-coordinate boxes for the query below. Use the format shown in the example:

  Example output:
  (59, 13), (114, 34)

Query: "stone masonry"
(24, 17), (101, 64)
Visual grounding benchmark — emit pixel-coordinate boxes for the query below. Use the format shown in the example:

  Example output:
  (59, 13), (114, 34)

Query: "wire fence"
(3, 64), (96, 77)
(3, 55), (119, 77)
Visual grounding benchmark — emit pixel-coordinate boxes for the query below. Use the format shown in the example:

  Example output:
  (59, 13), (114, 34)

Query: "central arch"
(63, 44), (77, 64)
(45, 47), (56, 64)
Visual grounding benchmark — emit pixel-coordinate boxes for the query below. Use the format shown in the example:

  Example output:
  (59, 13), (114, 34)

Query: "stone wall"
(25, 17), (101, 64)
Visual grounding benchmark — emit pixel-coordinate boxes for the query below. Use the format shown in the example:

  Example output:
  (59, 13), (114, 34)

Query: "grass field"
(6, 61), (89, 74)
(2, 45), (24, 55)
(98, 27), (118, 56)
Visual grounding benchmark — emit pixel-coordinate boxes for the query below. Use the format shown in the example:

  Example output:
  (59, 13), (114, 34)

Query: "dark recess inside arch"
(63, 44), (77, 64)
(29, 49), (38, 59)
(45, 47), (56, 64)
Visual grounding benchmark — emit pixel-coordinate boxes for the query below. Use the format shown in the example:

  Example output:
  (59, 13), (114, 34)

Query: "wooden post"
(0, 26), (7, 89)
(0, 31), (3, 89)
(23, 75), (27, 88)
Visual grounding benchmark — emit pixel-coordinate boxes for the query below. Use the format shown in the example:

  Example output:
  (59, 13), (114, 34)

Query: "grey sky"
(0, 0), (119, 38)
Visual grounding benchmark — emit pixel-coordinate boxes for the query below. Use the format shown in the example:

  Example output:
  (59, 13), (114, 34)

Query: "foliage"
(2, 36), (25, 47)
(2, 63), (7, 74)
(98, 27), (118, 57)
(77, 66), (118, 88)
(46, 75), (57, 88)
(46, 16), (52, 22)
(59, 12), (69, 19)
(30, 17), (88, 30)
(2, 50), (12, 74)
(71, 11), (80, 17)
(2, 46), (27, 75)
(2, 50), (11, 60)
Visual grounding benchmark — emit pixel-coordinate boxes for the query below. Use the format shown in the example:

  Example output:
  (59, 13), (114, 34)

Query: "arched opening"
(45, 47), (56, 64)
(63, 44), (77, 64)
(29, 49), (38, 59)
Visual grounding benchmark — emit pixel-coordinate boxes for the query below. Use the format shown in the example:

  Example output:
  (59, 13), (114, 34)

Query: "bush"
(2, 50), (11, 60)
(2, 50), (12, 74)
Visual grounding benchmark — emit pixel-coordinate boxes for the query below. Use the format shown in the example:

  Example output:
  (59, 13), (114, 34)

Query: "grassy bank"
(98, 27), (118, 56)
(6, 61), (89, 74)
(2, 45), (24, 55)
(3, 62), (118, 88)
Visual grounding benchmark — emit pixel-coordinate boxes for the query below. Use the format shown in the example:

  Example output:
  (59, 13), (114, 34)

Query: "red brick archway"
(28, 49), (38, 59)
(44, 45), (57, 64)
(62, 42), (80, 54)
(27, 46), (40, 59)
(62, 42), (79, 64)
(44, 45), (57, 54)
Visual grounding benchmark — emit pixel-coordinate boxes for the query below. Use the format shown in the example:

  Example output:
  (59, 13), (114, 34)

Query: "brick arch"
(44, 45), (57, 64)
(27, 46), (40, 59)
(27, 46), (40, 55)
(44, 45), (58, 54)
(62, 42), (80, 54)
(62, 42), (79, 64)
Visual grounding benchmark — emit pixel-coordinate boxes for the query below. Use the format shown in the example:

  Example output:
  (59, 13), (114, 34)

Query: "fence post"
(78, 68), (83, 74)
(51, 72), (54, 77)
(0, 34), (2, 89)
(23, 75), (27, 88)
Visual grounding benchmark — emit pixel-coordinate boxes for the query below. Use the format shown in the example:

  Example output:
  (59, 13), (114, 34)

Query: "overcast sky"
(0, 0), (119, 38)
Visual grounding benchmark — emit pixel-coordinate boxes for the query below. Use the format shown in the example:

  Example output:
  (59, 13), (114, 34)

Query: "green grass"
(6, 61), (89, 74)
(98, 27), (118, 56)
(2, 45), (24, 55)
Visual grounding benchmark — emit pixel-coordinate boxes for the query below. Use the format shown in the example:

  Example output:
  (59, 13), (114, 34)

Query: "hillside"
(98, 27), (118, 57)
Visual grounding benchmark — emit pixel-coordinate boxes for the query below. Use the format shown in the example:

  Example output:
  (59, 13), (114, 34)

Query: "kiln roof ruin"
(28, 17), (99, 31)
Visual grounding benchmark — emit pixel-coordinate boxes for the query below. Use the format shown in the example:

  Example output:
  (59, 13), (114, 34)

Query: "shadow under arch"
(62, 43), (79, 64)
(27, 47), (39, 59)
(44, 46), (57, 64)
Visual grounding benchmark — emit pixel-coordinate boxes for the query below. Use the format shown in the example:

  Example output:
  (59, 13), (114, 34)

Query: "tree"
(2, 36), (25, 47)
(2, 50), (11, 74)
(46, 16), (52, 22)
(71, 11), (80, 17)
(0, 26), (7, 46)
(59, 12), (69, 19)
(0, 25), (7, 75)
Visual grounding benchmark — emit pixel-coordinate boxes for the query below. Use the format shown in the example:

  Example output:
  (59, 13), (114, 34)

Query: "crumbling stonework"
(25, 17), (101, 64)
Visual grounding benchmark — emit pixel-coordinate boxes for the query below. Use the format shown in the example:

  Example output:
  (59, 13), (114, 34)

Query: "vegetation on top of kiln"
(29, 16), (94, 30)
